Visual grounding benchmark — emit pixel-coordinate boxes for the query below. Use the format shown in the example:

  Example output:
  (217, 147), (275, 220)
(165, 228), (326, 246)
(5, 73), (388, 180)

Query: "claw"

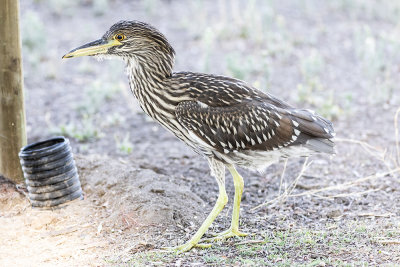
(195, 243), (213, 249)
(202, 228), (248, 243)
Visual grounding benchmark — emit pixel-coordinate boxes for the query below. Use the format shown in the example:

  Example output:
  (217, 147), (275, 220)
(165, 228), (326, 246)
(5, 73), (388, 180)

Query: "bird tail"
(289, 108), (336, 154)
(305, 137), (335, 154)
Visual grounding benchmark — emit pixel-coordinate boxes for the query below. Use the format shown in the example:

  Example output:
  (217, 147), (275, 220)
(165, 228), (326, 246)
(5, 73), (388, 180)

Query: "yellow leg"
(204, 164), (248, 242)
(164, 162), (228, 253)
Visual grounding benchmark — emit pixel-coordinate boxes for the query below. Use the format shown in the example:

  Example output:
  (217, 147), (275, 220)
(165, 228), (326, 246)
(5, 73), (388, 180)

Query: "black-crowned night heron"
(63, 21), (335, 253)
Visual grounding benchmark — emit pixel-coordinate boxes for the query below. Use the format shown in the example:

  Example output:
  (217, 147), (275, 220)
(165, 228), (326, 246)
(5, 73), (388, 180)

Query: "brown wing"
(176, 100), (334, 155)
(173, 72), (334, 154)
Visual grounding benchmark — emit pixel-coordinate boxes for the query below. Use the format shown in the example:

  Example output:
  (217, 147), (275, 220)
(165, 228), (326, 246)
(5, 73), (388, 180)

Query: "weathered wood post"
(0, 0), (27, 183)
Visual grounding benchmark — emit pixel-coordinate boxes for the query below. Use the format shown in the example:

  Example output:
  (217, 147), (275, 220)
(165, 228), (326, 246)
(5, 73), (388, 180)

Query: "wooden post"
(0, 0), (27, 183)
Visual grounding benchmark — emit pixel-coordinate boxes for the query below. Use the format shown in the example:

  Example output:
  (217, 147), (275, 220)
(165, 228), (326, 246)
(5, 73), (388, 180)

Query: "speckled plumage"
(126, 62), (335, 171)
(64, 20), (335, 252)
(172, 72), (334, 170)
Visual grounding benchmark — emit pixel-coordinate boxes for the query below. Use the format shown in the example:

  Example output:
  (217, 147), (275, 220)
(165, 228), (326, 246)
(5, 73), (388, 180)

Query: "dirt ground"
(1, 0), (400, 266)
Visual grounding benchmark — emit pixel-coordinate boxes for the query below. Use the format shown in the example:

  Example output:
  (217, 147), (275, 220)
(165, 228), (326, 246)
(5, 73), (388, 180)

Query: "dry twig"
(252, 158), (311, 211)
(290, 168), (399, 198)
(278, 159), (288, 196)
(252, 109), (400, 211)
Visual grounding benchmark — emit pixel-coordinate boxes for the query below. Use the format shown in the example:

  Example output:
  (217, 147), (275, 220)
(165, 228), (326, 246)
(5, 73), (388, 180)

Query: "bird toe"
(203, 228), (249, 243)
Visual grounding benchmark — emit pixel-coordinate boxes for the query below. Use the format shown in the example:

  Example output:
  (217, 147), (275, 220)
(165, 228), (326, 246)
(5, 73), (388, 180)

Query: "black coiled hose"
(19, 136), (83, 207)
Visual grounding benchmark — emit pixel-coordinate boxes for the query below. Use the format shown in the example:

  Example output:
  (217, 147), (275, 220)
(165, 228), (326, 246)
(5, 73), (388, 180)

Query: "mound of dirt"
(76, 154), (205, 232)
(0, 154), (206, 266)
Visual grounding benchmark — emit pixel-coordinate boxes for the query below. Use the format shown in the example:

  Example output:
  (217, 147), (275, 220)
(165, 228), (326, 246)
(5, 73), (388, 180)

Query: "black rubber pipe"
(19, 136), (83, 207)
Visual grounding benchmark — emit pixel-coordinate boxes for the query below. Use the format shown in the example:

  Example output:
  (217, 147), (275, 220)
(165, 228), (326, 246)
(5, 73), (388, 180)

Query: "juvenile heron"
(63, 21), (335, 253)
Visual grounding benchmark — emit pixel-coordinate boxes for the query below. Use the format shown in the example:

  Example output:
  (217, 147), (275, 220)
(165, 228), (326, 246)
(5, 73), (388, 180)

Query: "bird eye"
(114, 34), (125, 41)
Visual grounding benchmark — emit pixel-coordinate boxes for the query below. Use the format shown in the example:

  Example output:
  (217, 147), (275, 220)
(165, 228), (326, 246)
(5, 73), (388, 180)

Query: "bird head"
(62, 20), (175, 61)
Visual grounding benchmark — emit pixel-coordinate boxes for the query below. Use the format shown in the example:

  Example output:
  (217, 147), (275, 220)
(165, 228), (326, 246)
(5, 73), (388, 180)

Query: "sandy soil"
(0, 154), (208, 266)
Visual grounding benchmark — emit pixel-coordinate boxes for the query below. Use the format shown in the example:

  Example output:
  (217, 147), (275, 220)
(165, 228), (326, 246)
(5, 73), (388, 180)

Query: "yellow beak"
(62, 38), (122, 59)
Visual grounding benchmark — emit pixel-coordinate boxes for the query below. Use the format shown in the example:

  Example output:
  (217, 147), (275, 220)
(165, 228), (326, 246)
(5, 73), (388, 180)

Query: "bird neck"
(126, 49), (174, 77)
(125, 53), (174, 88)
(124, 54), (177, 118)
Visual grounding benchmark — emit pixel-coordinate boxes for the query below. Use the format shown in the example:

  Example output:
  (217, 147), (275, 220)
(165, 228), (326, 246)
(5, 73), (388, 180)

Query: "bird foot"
(203, 228), (248, 243)
(162, 241), (212, 254)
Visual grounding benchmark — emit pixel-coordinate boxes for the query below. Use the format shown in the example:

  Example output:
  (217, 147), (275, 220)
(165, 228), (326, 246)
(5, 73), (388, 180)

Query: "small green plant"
(355, 225), (367, 233)
(53, 117), (101, 142)
(101, 112), (126, 128)
(203, 254), (225, 264)
(115, 134), (133, 154)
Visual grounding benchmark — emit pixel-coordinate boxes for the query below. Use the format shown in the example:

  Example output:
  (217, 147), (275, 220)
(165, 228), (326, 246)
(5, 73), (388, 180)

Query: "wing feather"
(172, 73), (335, 155)
(176, 101), (307, 153)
